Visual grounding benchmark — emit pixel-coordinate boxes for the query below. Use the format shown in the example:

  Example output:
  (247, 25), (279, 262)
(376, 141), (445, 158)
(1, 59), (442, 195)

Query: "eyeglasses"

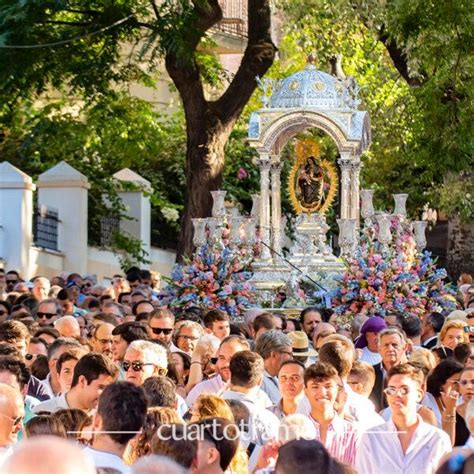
(37, 312), (57, 319)
(459, 379), (474, 386)
(0, 413), (24, 426)
(122, 361), (155, 372)
(384, 386), (411, 397)
(150, 327), (173, 335)
(81, 283), (92, 289)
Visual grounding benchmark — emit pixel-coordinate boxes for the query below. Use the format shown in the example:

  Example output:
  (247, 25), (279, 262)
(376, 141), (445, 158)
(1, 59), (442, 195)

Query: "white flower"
(161, 207), (180, 223)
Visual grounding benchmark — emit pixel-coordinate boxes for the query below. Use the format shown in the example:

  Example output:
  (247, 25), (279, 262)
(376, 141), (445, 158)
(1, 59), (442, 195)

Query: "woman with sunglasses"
(454, 368), (474, 447)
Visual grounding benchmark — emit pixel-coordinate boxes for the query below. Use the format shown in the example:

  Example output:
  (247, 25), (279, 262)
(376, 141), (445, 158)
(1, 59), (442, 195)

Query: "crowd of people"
(0, 267), (473, 473)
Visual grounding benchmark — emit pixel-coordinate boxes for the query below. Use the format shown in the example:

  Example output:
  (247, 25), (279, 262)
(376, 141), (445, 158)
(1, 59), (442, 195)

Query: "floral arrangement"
(331, 216), (458, 324)
(160, 243), (255, 319)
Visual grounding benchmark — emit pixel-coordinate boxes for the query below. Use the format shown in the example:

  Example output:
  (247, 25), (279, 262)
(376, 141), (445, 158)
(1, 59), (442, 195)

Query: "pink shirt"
(309, 414), (360, 466)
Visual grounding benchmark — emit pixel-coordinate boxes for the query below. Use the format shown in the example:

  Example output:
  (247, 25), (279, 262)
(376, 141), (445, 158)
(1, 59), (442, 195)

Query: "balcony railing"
(215, 0), (248, 38)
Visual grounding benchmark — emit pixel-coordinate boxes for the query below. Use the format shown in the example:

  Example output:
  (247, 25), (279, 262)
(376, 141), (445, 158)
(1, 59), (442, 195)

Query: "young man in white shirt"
(356, 363), (451, 474)
(84, 381), (147, 474)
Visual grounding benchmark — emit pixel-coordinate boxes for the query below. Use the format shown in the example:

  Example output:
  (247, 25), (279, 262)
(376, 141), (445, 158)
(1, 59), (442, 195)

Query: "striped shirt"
(309, 414), (360, 466)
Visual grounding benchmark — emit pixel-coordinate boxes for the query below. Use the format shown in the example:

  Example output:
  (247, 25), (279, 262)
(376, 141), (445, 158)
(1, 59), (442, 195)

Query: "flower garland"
(160, 243), (255, 318)
(330, 216), (457, 324)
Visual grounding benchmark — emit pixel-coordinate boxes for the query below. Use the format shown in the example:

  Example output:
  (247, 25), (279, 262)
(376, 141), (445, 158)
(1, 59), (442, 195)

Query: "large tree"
(0, 0), (276, 259)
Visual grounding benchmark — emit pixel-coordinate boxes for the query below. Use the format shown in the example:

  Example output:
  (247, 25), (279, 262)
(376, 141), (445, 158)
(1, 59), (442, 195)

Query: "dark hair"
(142, 376), (176, 408)
(304, 362), (339, 386)
(318, 341), (352, 378)
(140, 269), (152, 280)
(25, 415), (66, 438)
(52, 409), (90, 439)
(454, 343), (473, 365)
(253, 313), (277, 332)
(57, 288), (73, 302)
(400, 314), (422, 338)
(426, 312), (445, 333)
(99, 294), (113, 304)
(112, 322), (148, 344)
(275, 439), (343, 474)
(0, 357), (30, 389)
(56, 347), (87, 374)
(31, 354), (50, 380)
(229, 350), (264, 388)
(93, 313), (119, 327)
(203, 309), (230, 329)
(151, 424), (197, 468)
(0, 320), (31, 343)
(189, 418), (239, 471)
(71, 352), (118, 388)
(47, 337), (82, 361)
(29, 336), (49, 349)
(273, 313), (288, 331)
(278, 359), (306, 373)
(132, 300), (153, 316)
(299, 307), (321, 325)
(34, 326), (60, 341)
(0, 300), (11, 314)
(117, 292), (131, 305)
(427, 359), (464, 397)
(97, 381), (148, 445)
(432, 346), (454, 361)
(320, 308), (335, 324)
(229, 323), (246, 337)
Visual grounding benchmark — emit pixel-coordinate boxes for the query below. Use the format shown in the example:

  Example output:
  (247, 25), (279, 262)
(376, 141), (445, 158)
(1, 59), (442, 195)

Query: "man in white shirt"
(221, 350), (280, 447)
(35, 353), (118, 413)
(0, 384), (24, 469)
(298, 339), (384, 431)
(186, 335), (251, 406)
(356, 363), (451, 474)
(255, 330), (293, 405)
(84, 381), (147, 474)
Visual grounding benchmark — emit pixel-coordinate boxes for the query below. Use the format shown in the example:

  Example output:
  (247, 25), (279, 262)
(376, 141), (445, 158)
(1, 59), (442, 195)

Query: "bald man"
(54, 316), (81, 338)
(132, 455), (188, 474)
(0, 384), (24, 467)
(3, 436), (96, 474)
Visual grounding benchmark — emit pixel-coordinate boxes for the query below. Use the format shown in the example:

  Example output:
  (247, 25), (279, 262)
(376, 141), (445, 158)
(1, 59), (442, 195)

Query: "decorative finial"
(307, 53), (316, 65)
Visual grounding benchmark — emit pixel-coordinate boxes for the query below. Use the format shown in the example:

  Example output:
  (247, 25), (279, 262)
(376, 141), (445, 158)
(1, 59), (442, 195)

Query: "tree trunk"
(447, 214), (474, 280)
(176, 108), (235, 260)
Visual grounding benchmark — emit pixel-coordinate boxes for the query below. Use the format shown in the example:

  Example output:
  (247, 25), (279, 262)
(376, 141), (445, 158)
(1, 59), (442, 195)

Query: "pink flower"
(237, 167), (249, 180)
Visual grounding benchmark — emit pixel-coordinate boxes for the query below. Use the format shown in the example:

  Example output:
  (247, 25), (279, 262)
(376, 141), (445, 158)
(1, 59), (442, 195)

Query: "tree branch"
(378, 25), (423, 87)
(149, 0), (160, 20)
(214, 0), (277, 122)
(191, 0), (223, 33)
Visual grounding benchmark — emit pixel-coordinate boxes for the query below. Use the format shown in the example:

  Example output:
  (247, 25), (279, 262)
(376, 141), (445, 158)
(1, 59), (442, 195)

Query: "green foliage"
(439, 172), (474, 224)
(277, 0), (474, 217)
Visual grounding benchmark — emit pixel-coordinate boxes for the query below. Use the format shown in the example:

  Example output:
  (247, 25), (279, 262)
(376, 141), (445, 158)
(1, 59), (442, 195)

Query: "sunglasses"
(25, 353), (37, 361)
(150, 327), (173, 335)
(37, 312), (57, 319)
(384, 386), (411, 397)
(81, 283), (92, 289)
(210, 357), (218, 365)
(0, 413), (23, 426)
(122, 361), (155, 372)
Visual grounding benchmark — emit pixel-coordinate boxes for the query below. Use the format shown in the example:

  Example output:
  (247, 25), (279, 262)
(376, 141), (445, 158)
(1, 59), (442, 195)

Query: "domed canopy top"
(265, 63), (361, 111)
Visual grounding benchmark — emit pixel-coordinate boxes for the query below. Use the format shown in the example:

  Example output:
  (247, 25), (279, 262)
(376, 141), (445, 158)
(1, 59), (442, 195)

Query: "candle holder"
(192, 218), (207, 248)
(360, 189), (375, 227)
(211, 190), (227, 218)
(413, 221), (428, 251)
(229, 217), (244, 247)
(337, 218), (357, 258)
(393, 193), (408, 218)
(375, 213), (392, 247)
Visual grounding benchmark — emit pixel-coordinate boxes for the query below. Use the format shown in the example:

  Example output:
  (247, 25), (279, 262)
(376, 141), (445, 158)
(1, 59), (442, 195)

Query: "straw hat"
(287, 331), (317, 357)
